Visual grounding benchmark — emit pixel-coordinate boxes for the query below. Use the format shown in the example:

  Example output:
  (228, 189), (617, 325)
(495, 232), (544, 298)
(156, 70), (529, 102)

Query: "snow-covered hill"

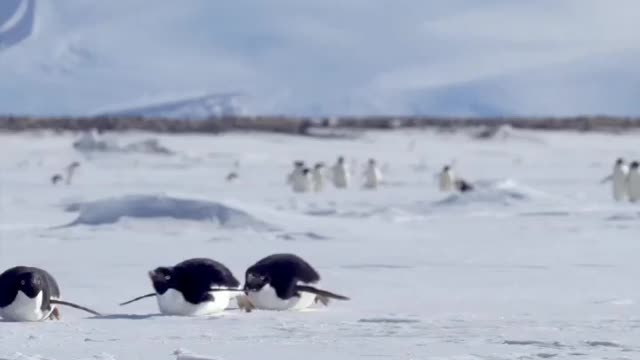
(1, 0), (640, 117)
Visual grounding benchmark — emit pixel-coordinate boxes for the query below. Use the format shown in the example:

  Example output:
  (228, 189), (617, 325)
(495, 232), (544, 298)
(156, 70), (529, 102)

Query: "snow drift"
(61, 194), (275, 230)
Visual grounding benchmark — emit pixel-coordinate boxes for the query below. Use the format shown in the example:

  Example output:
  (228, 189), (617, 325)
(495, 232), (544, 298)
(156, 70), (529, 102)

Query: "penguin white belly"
(247, 284), (317, 311)
(156, 289), (231, 316)
(0, 291), (50, 322)
(291, 176), (311, 193)
(439, 172), (454, 191)
(613, 170), (628, 201)
(332, 167), (349, 188)
(627, 172), (640, 202)
(364, 169), (382, 189)
(312, 173), (324, 192)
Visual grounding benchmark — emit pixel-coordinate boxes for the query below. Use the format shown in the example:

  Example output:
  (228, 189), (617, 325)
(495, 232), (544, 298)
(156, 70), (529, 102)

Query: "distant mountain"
(94, 92), (245, 119)
(1, 0), (640, 117)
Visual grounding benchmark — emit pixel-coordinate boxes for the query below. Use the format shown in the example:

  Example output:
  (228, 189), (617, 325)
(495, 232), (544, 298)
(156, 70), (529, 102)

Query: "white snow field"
(2, 0), (640, 116)
(1, 128), (640, 359)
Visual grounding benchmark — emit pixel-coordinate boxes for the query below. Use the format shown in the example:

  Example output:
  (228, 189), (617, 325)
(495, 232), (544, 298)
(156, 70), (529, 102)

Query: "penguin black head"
(368, 158), (376, 165)
(631, 161), (639, 169)
(615, 158), (624, 166)
(51, 174), (63, 185)
(68, 161), (80, 169)
(244, 270), (270, 292)
(337, 156), (345, 164)
(14, 271), (46, 299)
(314, 162), (325, 170)
(302, 168), (311, 175)
(443, 165), (450, 172)
(294, 161), (304, 168)
(148, 266), (176, 295)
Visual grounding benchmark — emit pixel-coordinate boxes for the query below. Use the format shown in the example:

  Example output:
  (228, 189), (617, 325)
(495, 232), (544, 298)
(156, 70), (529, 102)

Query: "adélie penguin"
(238, 253), (349, 312)
(0, 266), (101, 322)
(119, 258), (243, 316)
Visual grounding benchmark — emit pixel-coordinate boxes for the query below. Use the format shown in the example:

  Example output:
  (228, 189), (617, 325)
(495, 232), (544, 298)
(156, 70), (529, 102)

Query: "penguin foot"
(315, 295), (330, 306)
(48, 308), (61, 321)
(236, 295), (255, 313)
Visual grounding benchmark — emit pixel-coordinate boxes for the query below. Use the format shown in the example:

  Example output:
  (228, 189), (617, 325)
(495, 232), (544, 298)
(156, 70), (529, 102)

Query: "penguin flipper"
(119, 293), (156, 306)
(50, 299), (101, 316)
(295, 285), (350, 301)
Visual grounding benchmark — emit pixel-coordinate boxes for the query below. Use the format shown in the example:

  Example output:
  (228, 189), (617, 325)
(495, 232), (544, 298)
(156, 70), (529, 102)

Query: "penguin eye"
(20, 280), (25, 286)
(164, 275), (171, 280)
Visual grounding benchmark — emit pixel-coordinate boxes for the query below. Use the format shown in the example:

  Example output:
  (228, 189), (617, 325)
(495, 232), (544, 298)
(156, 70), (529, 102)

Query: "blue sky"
(1, 0), (639, 116)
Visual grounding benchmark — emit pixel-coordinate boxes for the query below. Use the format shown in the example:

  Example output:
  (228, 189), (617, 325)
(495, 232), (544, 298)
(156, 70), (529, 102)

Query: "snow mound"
(174, 349), (219, 360)
(72, 131), (173, 155)
(433, 179), (548, 207)
(61, 194), (275, 229)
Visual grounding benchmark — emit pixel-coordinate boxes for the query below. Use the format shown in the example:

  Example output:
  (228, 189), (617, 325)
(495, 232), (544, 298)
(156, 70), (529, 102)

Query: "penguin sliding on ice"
(0, 266), (100, 322)
(238, 253), (349, 312)
(119, 258), (243, 316)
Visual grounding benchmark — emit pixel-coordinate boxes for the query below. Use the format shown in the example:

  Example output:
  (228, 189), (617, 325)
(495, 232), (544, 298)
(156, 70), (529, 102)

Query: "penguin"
(331, 156), (350, 189)
(226, 172), (239, 182)
(627, 161), (640, 203)
(610, 158), (629, 202)
(454, 178), (474, 193)
(363, 158), (383, 189)
(287, 160), (305, 185)
(312, 162), (326, 192)
(238, 253), (349, 312)
(0, 266), (100, 322)
(119, 258), (242, 316)
(65, 161), (80, 185)
(50, 174), (63, 185)
(291, 168), (313, 193)
(439, 165), (455, 191)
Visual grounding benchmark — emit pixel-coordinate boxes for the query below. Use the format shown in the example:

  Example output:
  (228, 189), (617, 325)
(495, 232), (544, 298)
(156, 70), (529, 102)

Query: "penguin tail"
(119, 293), (156, 306)
(295, 285), (350, 301)
(50, 299), (101, 316)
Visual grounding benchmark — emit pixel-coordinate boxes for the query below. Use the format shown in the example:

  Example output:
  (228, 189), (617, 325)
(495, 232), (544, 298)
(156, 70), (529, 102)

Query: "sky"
(1, 0), (639, 117)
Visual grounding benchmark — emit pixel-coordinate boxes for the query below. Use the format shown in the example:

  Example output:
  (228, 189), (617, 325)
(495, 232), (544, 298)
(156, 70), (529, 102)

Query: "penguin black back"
(246, 253), (320, 285)
(243, 253), (349, 306)
(122, 258), (241, 307)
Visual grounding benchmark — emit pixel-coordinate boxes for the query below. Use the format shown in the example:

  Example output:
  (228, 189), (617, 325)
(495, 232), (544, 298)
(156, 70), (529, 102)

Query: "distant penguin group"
(0, 254), (349, 322)
(287, 156), (384, 193)
(603, 157), (640, 202)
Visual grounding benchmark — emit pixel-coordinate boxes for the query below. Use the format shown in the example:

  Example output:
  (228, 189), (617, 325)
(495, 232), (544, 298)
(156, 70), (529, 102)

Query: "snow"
(1, 129), (640, 359)
(2, 0), (640, 116)
(61, 194), (274, 230)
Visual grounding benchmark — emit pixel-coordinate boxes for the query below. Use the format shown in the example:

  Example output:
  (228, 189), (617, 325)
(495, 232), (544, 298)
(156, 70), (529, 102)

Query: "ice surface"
(1, 129), (640, 359)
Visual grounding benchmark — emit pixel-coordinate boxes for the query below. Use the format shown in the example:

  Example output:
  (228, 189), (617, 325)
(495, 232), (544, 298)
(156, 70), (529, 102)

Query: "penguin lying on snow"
(238, 253), (349, 312)
(0, 266), (100, 322)
(120, 258), (243, 316)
